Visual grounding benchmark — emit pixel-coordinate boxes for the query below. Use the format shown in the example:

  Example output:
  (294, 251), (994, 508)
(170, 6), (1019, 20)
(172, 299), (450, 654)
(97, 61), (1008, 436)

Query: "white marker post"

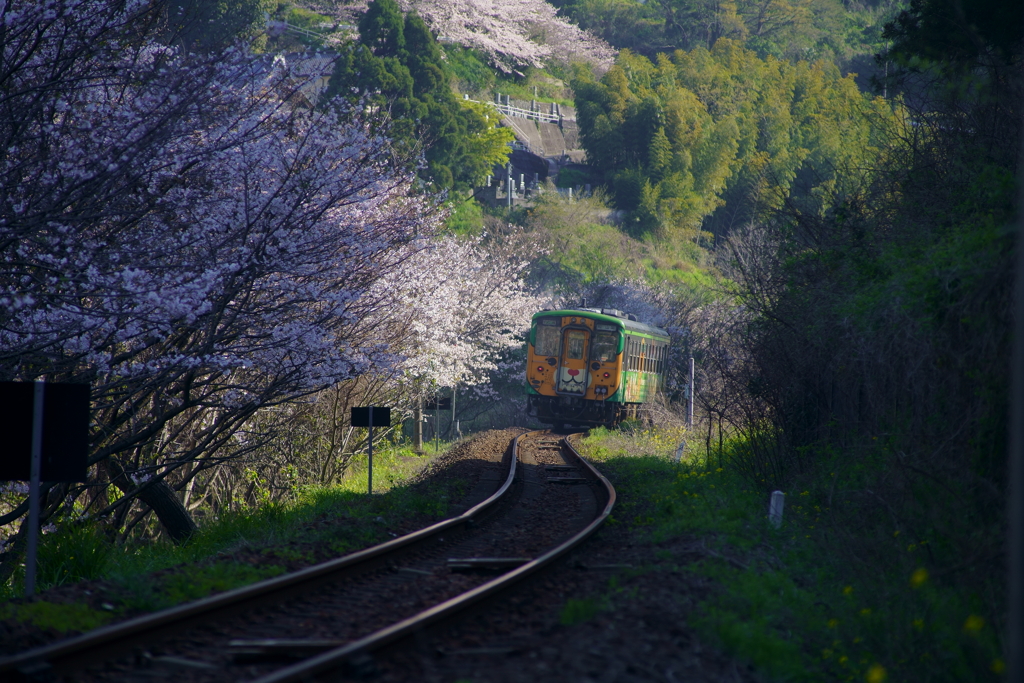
(687, 357), (695, 430)
(25, 381), (44, 597)
(769, 490), (785, 528)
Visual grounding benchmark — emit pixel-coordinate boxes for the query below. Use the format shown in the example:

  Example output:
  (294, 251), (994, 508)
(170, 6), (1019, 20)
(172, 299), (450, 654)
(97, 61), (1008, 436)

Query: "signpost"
(351, 407), (390, 495)
(0, 381), (89, 596)
(423, 396), (451, 454)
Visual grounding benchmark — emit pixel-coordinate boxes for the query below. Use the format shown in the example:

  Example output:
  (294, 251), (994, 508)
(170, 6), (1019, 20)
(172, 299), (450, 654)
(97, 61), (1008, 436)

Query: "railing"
(465, 94), (562, 125)
(490, 100), (560, 123)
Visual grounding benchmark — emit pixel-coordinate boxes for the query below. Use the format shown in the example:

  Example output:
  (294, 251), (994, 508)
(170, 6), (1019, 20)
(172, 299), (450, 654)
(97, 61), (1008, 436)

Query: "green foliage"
(556, 0), (896, 67)
(265, 4), (340, 50)
(521, 187), (718, 296)
(35, 523), (112, 587)
(553, 167), (594, 189)
(444, 47), (496, 96)
(160, 562), (286, 605)
(2, 441), (452, 607)
(491, 69), (575, 107)
(559, 597), (605, 625)
(325, 0), (511, 192)
(165, 0), (274, 51)
(572, 42), (893, 240)
(578, 429), (1007, 683)
(884, 0), (1023, 67)
(444, 196), (485, 235)
(1, 601), (112, 633)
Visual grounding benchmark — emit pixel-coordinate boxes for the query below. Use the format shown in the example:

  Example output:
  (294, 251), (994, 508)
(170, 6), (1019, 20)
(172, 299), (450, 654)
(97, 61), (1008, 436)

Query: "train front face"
(525, 310), (625, 427)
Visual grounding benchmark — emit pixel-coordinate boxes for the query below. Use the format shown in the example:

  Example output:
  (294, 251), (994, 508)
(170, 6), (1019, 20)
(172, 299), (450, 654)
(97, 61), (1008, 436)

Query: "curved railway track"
(0, 430), (614, 683)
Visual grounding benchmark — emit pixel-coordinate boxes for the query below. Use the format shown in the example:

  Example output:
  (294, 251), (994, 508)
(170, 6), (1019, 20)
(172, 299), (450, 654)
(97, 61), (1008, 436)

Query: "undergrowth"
(1, 440), (455, 621)
(578, 428), (1005, 683)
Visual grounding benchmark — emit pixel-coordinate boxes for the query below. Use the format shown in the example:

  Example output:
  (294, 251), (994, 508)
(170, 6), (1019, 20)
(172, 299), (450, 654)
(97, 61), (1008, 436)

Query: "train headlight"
(603, 372), (610, 378)
(537, 366), (545, 373)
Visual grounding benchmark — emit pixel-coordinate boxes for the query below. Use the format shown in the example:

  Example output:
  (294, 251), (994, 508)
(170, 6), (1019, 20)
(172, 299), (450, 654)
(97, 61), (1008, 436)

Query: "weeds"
(0, 601), (112, 633)
(1, 441), (453, 617)
(560, 597), (604, 626)
(578, 429), (1005, 683)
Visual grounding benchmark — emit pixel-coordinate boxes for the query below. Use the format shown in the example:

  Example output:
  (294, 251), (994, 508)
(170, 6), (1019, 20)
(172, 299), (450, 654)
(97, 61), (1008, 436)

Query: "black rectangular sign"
(0, 382), (89, 482)
(351, 406), (391, 428)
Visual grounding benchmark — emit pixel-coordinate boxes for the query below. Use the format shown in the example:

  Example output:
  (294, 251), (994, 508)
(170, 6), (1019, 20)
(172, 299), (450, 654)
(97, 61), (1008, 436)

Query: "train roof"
(532, 308), (670, 339)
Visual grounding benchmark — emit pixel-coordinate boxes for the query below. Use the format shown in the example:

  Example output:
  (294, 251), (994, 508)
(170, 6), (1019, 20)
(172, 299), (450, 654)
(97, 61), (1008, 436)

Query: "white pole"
(25, 381), (44, 597)
(687, 357), (695, 430)
(769, 491), (785, 528)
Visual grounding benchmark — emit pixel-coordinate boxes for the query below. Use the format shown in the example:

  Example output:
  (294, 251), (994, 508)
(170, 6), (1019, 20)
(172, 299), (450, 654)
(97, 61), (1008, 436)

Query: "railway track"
(0, 430), (615, 682)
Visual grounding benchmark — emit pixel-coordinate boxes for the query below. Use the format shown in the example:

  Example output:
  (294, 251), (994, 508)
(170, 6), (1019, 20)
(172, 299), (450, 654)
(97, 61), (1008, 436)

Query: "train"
(524, 307), (670, 428)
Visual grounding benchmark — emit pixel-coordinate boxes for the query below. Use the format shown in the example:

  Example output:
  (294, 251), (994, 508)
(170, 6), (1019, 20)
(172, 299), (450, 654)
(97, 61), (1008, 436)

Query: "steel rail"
(247, 432), (616, 683)
(0, 437), (521, 677)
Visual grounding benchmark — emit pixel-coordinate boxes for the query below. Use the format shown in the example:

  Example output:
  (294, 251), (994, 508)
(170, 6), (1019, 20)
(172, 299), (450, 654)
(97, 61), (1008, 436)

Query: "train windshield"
(591, 332), (619, 362)
(535, 323), (560, 356)
(566, 330), (586, 359)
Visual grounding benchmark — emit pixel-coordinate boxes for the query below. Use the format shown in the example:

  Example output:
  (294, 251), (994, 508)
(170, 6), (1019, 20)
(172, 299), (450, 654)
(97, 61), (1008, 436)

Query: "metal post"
(450, 385), (456, 439)
(413, 395), (423, 454)
(367, 406), (373, 495)
(25, 381), (44, 597)
(687, 357), (695, 430)
(1008, 92), (1024, 683)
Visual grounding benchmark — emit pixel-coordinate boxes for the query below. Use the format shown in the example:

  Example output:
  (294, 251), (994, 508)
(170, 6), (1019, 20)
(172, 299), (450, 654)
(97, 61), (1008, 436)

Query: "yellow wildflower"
(963, 615), (985, 633)
(910, 568), (928, 588)
(866, 663), (887, 683)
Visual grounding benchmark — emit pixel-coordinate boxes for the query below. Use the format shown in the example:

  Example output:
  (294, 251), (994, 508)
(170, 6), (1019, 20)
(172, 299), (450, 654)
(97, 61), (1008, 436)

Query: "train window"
(535, 324), (560, 356)
(566, 329), (586, 359)
(591, 332), (618, 362)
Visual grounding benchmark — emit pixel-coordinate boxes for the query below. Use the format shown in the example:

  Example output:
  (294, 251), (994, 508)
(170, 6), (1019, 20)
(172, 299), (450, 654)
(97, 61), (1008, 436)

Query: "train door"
(557, 328), (590, 395)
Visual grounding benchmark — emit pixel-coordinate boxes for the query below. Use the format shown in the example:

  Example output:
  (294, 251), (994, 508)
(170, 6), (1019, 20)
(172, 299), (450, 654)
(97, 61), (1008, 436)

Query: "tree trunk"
(136, 479), (198, 543)
(108, 458), (198, 543)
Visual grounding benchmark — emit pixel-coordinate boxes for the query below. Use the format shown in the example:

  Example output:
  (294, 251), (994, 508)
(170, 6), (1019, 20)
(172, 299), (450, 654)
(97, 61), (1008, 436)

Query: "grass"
(1, 439), (458, 625)
(559, 597), (605, 626)
(576, 427), (1006, 683)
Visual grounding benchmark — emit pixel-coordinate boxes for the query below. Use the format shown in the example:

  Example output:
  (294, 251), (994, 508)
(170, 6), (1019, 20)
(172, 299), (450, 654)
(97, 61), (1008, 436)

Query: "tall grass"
(578, 428), (1005, 683)
(1, 441), (455, 614)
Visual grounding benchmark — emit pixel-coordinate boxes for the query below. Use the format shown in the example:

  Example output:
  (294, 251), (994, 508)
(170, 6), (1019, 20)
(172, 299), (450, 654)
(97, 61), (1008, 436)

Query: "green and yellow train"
(525, 308), (670, 428)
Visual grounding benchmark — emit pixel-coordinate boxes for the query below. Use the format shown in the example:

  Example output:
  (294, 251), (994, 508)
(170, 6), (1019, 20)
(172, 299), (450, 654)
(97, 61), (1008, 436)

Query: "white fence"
(466, 94), (563, 125)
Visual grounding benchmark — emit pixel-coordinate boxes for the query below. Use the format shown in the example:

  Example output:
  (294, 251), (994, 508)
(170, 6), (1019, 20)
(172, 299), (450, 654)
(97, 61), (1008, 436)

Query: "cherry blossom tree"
(377, 234), (543, 389)
(0, 0), (439, 565)
(402, 0), (615, 71)
(317, 0), (615, 72)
